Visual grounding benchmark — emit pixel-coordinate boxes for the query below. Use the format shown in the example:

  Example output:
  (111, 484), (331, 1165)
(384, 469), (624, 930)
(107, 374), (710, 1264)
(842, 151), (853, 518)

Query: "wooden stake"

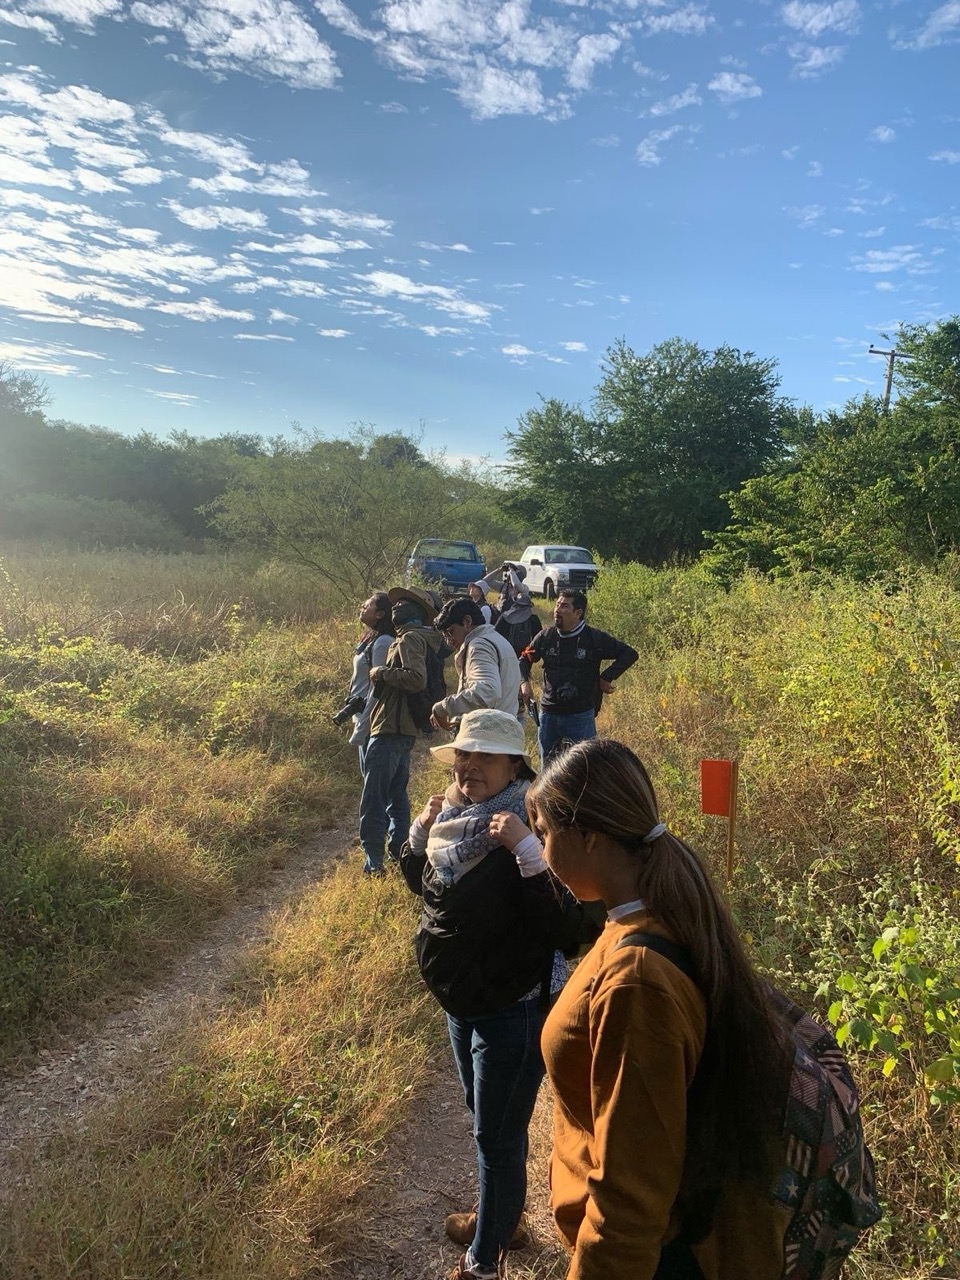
(726, 759), (739, 884)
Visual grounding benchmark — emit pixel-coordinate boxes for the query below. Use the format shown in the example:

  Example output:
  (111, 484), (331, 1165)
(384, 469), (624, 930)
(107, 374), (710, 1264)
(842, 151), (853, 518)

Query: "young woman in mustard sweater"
(527, 738), (793, 1280)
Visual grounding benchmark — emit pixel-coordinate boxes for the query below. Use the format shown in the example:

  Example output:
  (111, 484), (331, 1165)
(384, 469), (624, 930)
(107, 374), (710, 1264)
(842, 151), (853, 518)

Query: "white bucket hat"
(430, 708), (534, 770)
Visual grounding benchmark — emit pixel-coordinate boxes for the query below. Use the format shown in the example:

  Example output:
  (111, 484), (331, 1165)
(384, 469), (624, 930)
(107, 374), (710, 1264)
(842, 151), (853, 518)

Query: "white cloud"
(787, 43), (845, 77)
(639, 5), (713, 37)
(707, 71), (762, 103)
(14, 0), (122, 31)
(590, 133), (620, 147)
(233, 332), (295, 341)
(129, 0), (340, 89)
(188, 159), (317, 198)
(781, 1), (860, 38)
(0, 335), (106, 375)
(898, 1), (960, 50)
(875, 281), (896, 292)
(930, 150), (960, 164)
(567, 32), (620, 91)
(871, 125), (895, 143)
(455, 64), (547, 120)
(282, 204), (393, 233)
(785, 203), (825, 227)
(147, 389), (200, 403)
(850, 245), (930, 274)
(530, 206), (554, 215)
(807, 159), (823, 177)
(418, 240), (474, 253)
(501, 341), (564, 364)
(647, 82), (701, 116)
(0, 8), (60, 38)
(636, 124), (690, 167)
(152, 297), (255, 321)
(316, 327), (350, 337)
(314, 0), (371, 40)
(166, 200), (268, 231)
(353, 269), (491, 322)
(560, 340), (587, 351)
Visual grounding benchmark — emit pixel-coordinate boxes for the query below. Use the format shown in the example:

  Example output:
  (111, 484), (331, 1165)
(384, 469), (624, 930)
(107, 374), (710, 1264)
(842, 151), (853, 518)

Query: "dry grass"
(3, 551), (959, 1278)
(0, 865), (441, 1279)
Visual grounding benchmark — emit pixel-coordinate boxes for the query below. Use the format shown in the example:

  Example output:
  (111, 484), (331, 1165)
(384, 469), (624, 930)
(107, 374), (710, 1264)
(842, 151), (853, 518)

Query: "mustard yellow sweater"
(541, 912), (789, 1280)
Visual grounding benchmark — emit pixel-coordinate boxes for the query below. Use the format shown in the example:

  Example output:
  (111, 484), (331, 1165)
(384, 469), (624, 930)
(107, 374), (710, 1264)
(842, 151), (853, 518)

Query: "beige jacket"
(433, 623), (521, 722)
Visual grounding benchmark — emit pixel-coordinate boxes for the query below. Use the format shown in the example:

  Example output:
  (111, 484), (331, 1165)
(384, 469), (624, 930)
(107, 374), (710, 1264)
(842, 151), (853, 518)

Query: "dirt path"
(0, 824), (349, 1197)
(0, 820), (568, 1278)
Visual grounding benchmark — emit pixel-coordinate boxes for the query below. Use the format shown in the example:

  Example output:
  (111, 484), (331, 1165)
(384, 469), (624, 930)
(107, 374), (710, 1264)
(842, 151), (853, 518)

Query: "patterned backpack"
(617, 931), (882, 1280)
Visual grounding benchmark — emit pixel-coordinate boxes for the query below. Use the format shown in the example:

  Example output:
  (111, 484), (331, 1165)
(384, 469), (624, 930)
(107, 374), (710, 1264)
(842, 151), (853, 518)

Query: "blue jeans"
(358, 733), (415, 873)
(447, 999), (548, 1269)
(538, 708), (596, 764)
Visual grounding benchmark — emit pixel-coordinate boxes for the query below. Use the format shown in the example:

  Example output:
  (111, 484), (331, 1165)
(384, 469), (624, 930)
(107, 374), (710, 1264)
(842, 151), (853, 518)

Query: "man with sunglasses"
(431, 596), (522, 732)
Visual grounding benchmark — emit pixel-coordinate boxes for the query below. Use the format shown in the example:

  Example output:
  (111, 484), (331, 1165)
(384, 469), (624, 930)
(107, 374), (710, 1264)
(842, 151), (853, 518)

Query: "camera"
(332, 694), (366, 726)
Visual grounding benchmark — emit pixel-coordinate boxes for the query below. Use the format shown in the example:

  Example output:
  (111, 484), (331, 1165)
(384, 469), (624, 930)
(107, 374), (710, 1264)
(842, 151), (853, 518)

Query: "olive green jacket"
(369, 625), (429, 738)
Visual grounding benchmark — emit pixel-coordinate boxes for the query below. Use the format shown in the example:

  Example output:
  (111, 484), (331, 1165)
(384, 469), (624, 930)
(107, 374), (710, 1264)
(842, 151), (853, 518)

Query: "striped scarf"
(426, 778), (531, 887)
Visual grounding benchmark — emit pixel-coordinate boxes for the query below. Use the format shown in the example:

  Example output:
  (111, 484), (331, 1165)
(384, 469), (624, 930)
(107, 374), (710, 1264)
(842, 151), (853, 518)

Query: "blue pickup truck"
(405, 539), (486, 593)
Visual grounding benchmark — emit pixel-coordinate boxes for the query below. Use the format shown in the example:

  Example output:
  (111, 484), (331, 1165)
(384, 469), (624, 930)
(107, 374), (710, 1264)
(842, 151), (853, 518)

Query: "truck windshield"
(545, 548), (594, 565)
(419, 542), (479, 562)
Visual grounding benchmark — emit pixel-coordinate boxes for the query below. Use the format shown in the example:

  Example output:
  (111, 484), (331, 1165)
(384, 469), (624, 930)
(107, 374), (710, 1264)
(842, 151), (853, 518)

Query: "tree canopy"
(505, 337), (792, 564)
(703, 318), (960, 581)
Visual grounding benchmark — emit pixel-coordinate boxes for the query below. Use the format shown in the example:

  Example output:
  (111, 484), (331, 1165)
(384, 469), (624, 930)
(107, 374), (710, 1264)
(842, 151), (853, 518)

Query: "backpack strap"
(616, 930), (699, 986)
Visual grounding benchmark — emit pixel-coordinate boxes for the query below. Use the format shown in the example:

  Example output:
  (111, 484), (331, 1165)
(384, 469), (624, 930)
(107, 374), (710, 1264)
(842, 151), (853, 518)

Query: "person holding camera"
(477, 562), (540, 658)
(332, 592), (396, 769)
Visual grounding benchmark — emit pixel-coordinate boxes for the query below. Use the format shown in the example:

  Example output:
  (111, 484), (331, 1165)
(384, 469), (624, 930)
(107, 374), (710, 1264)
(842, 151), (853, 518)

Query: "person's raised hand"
(489, 811), (532, 851)
(418, 794), (446, 830)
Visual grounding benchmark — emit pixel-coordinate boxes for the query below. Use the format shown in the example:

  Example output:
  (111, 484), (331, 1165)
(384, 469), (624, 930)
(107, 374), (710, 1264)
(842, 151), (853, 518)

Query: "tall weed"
(587, 562), (960, 1275)
(0, 553), (366, 1059)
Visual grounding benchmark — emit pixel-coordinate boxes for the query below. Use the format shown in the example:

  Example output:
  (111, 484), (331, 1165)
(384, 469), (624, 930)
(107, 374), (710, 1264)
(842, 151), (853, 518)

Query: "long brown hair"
(528, 738), (790, 1235)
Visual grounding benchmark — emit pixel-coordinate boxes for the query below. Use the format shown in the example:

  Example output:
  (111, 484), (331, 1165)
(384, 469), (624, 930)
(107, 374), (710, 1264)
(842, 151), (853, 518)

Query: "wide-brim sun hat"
(387, 585), (438, 622)
(431, 707), (534, 769)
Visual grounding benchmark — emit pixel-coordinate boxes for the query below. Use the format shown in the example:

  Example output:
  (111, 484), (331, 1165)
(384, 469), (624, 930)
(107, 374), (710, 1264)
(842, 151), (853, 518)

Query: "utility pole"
(868, 345), (913, 412)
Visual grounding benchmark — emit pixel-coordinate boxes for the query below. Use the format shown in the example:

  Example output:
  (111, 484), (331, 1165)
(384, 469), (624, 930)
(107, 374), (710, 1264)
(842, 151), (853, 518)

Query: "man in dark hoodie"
(519, 589), (638, 765)
(360, 586), (441, 876)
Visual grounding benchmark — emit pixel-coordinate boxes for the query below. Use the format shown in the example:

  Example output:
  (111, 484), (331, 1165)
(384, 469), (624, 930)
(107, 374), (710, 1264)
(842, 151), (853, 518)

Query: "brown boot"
(444, 1210), (530, 1250)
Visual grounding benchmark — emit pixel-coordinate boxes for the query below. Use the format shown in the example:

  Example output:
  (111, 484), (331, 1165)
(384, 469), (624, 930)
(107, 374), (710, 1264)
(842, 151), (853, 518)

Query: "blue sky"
(0, 0), (957, 461)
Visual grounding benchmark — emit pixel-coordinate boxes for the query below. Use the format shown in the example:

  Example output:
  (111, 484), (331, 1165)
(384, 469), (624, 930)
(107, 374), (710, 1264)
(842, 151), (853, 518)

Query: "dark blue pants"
(538, 708), (596, 764)
(447, 998), (548, 1269)
(358, 732), (414, 873)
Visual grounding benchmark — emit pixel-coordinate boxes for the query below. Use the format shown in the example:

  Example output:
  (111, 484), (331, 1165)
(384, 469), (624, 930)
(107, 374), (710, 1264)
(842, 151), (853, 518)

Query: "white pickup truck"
(518, 545), (599, 599)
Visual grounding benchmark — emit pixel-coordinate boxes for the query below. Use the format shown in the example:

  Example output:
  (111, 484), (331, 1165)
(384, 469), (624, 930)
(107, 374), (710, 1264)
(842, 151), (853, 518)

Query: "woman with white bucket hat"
(397, 708), (588, 1280)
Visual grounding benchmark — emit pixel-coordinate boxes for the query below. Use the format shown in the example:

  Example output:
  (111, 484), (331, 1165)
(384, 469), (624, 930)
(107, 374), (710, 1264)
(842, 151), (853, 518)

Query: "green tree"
(207, 427), (459, 596)
(506, 338), (792, 563)
(504, 399), (617, 548)
(704, 318), (960, 580)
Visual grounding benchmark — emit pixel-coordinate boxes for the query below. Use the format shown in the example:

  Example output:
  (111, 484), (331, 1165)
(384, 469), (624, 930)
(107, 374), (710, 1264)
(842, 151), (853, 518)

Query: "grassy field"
(0, 548), (361, 1060)
(1, 547), (958, 1277)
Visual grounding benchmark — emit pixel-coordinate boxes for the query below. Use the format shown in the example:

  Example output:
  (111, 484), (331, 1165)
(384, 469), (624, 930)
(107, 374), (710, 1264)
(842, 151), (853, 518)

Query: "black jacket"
(398, 842), (585, 1019)
(519, 623), (639, 715)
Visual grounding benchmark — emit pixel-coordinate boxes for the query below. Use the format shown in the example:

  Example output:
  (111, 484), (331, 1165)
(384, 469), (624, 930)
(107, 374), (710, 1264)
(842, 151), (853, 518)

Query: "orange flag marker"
(700, 759), (740, 883)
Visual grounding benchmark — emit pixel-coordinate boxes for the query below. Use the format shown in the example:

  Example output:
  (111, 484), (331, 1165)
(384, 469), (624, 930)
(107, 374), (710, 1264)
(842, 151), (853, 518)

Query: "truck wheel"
(544, 579), (556, 600)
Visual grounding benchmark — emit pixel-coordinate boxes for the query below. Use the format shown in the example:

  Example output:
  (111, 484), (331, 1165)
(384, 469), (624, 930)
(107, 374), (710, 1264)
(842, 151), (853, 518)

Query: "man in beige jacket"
(430, 596), (521, 731)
